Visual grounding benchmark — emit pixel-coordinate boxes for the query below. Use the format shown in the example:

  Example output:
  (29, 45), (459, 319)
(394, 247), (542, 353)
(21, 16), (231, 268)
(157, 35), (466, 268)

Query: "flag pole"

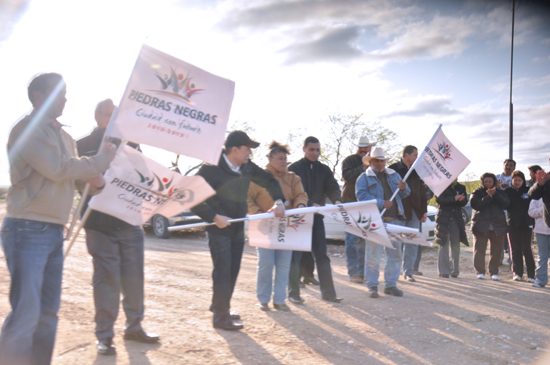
(380, 124), (442, 216)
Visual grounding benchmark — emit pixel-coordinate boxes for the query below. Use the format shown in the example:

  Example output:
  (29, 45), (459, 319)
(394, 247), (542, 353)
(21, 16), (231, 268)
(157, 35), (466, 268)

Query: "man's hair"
(528, 165), (542, 174)
(303, 136), (319, 147)
(27, 73), (64, 107)
(503, 159), (516, 168)
(480, 172), (498, 188)
(402, 145), (417, 157)
(511, 170), (526, 183)
(267, 141), (290, 157)
(95, 99), (115, 122)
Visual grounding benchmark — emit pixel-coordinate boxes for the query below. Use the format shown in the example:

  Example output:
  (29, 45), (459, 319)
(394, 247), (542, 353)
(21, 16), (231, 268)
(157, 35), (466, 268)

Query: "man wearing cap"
(356, 147), (410, 298)
(287, 136), (343, 304)
(342, 135), (376, 284)
(389, 145), (428, 282)
(191, 131), (286, 331)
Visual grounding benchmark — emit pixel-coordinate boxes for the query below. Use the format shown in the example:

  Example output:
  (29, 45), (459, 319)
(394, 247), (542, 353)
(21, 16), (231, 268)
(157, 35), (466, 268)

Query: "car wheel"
(152, 214), (171, 238)
(461, 209), (469, 224)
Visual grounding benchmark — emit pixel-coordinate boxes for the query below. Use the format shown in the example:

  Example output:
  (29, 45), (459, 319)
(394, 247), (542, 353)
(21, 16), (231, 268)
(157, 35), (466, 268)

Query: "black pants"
(300, 252), (315, 279)
(288, 215), (337, 299)
(208, 231), (245, 325)
(508, 226), (535, 278)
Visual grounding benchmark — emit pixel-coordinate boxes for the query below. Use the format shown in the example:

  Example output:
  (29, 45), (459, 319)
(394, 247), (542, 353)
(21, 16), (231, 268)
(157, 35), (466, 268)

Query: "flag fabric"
(88, 146), (216, 226)
(315, 201), (394, 249)
(248, 212), (314, 251)
(105, 44), (235, 164)
(248, 201), (393, 249)
(412, 125), (471, 196)
(385, 224), (433, 246)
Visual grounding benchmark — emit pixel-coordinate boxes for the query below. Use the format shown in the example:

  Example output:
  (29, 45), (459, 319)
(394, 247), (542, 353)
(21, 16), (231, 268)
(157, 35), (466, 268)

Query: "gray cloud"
(216, 0), (550, 65)
(282, 26), (364, 64)
(384, 98), (461, 118)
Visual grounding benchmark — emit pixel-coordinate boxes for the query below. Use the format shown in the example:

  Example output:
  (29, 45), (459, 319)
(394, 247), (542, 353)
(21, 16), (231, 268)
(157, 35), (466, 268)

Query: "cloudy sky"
(1, 0), (549, 186)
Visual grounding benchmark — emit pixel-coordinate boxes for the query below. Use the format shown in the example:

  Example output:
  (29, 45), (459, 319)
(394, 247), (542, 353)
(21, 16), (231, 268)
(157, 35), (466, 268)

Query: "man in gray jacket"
(0, 73), (115, 365)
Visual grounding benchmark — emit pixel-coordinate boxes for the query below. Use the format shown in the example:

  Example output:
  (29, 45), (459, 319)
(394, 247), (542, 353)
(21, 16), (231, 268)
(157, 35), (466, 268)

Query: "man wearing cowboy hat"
(342, 135), (376, 284)
(356, 146), (410, 298)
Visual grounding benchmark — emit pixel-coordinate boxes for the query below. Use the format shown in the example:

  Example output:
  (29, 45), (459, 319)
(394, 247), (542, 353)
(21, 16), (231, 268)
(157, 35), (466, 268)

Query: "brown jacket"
(6, 112), (111, 225)
(247, 164), (308, 214)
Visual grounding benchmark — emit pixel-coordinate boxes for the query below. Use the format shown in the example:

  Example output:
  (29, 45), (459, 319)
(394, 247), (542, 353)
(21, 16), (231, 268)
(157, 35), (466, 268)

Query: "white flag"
(385, 224), (433, 246)
(316, 201), (393, 248)
(89, 146), (216, 225)
(106, 44), (235, 164)
(248, 213), (314, 251)
(413, 125), (470, 196)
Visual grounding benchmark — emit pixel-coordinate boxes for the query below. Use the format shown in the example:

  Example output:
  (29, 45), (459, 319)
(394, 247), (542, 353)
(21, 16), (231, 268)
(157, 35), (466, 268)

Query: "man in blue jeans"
(192, 131), (285, 331)
(0, 73), (115, 364)
(341, 136), (376, 284)
(389, 146), (428, 282)
(356, 147), (410, 298)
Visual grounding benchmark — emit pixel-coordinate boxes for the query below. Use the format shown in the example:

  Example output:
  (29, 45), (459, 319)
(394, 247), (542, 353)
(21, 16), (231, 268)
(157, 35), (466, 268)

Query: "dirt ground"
(1, 205), (550, 365)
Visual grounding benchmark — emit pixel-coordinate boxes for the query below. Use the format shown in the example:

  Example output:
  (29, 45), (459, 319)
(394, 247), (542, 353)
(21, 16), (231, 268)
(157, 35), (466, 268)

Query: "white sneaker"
(491, 275), (500, 281)
(513, 274), (522, 281)
(477, 273), (485, 279)
(526, 278), (535, 283)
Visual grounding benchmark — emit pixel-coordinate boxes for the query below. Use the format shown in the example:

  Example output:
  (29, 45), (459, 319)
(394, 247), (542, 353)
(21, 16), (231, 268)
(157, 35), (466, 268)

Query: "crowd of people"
(0, 72), (549, 364)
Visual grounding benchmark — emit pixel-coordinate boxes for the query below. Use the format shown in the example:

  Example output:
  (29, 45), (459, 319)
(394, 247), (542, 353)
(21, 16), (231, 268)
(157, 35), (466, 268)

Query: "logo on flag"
(153, 67), (204, 104)
(436, 140), (453, 162)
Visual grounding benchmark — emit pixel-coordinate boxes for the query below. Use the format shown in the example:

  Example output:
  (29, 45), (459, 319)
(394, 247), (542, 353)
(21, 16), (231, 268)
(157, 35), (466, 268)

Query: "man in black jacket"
(435, 181), (469, 278)
(287, 136), (343, 303)
(341, 135), (376, 284)
(389, 146), (428, 282)
(77, 99), (158, 356)
(192, 131), (285, 331)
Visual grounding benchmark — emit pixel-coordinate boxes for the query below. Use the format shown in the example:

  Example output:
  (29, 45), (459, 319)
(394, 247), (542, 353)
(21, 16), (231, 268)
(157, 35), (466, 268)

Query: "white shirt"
(223, 153), (241, 174)
(528, 199), (550, 235)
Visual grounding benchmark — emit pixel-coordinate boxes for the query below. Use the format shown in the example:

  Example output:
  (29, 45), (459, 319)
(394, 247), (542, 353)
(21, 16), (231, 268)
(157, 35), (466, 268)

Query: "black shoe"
(298, 281), (306, 288)
(384, 286), (403, 297)
(288, 296), (305, 304)
(451, 274), (458, 278)
(97, 337), (116, 355)
(303, 277), (320, 285)
(368, 288), (379, 298)
(229, 311), (241, 320)
(404, 275), (416, 282)
(322, 296), (343, 303)
(439, 274), (450, 278)
(213, 321), (244, 331)
(257, 303), (269, 311)
(124, 330), (160, 343)
(273, 303), (291, 312)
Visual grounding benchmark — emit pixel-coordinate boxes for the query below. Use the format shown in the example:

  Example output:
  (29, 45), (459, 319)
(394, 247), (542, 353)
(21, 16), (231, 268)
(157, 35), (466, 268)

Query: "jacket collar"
(265, 163), (285, 177)
(366, 167), (396, 177)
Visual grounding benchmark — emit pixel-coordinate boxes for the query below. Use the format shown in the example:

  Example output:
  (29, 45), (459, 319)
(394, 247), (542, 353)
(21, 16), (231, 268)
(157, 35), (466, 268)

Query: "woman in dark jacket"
(470, 173), (510, 280)
(504, 171), (535, 282)
(435, 181), (469, 278)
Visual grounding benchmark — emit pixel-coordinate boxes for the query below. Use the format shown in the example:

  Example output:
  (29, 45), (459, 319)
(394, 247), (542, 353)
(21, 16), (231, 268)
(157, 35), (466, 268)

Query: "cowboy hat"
(362, 146), (389, 164)
(356, 135), (377, 147)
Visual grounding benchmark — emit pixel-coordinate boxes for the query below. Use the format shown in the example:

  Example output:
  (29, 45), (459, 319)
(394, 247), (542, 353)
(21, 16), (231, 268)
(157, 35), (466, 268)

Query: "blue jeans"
(208, 232), (245, 325)
(402, 214), (421, 276)
(0, 218), (64, 365)
(345, 232), (365, 278)
(256, 248), (292, 304)
(535, 233), (550, 286)
(365, 219), (404, 290)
